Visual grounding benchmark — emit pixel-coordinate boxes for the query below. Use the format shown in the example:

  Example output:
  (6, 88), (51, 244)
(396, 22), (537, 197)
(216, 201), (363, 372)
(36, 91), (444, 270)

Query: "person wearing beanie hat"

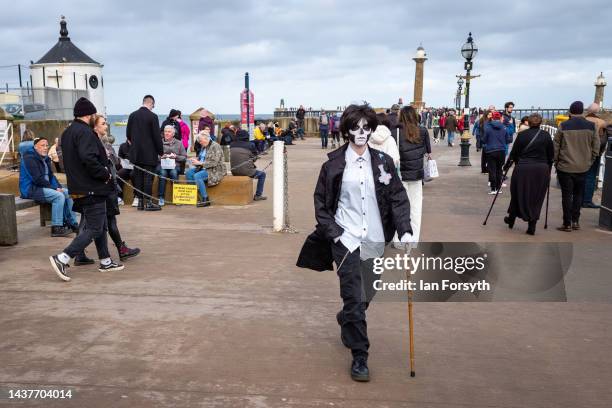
(553, 101), (600, 231)
(483, 110), (513, 194)
(582, 102), (608, 208)
(49, 98), (123, 281)
(569, 101), (584, 115)
(73, 97), (97, 118)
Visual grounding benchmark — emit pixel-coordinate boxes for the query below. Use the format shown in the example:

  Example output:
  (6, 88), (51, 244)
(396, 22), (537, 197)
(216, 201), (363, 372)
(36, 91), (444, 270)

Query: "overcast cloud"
(1, 0), (611, 115)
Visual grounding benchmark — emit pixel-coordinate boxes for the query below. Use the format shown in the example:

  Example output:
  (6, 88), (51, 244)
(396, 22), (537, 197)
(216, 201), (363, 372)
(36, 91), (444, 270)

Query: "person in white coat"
(368, 113), (400, 169)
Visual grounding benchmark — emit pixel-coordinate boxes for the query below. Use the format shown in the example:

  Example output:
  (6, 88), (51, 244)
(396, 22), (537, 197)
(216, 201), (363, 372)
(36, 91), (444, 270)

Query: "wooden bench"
(0, 193), (52, 246)
(121, 174), (254, 206)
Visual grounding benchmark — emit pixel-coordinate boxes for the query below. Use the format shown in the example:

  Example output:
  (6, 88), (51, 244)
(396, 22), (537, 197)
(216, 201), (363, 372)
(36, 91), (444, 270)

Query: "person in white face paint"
(297, 104), (413, 382)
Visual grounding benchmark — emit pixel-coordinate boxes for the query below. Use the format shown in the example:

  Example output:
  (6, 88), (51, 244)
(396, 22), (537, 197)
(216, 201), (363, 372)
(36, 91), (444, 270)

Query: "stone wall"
(13, 119), (71, 145)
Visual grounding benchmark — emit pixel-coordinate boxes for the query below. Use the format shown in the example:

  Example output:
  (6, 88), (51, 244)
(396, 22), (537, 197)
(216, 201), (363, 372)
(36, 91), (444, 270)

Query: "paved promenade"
(1, 138), (611, 407)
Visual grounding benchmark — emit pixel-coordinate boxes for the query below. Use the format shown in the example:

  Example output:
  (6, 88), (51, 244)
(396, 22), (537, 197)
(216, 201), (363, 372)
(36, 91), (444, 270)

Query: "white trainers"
(132, 197), (139, 207)
(118, 197), (124, 206)
(502, 183), (507, 188)
(488, 190), (497, 195)
(159, 197), (165, 206)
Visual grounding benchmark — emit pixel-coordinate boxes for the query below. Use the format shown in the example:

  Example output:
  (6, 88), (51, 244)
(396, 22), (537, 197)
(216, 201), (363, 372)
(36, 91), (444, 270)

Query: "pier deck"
(1, 138), (611, 407)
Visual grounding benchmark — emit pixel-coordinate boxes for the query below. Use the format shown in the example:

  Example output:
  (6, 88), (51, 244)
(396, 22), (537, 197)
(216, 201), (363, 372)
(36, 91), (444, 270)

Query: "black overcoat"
(127, 107), (163, 166)
(296, 144), (412, 271)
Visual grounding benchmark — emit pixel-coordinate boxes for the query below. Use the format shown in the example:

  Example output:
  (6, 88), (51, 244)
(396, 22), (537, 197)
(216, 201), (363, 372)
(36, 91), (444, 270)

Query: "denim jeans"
(447, 131), (455, 145)
(186, 167), (209, 200)
(157, 166), (179, 198)
(64, 200), (110, 259)
(320, 127), (329, 148)
(253, 170), (266, 197)
(254, 140), (266, 153)
(583, 158), (601, 204)
(41, 188), (78, 226)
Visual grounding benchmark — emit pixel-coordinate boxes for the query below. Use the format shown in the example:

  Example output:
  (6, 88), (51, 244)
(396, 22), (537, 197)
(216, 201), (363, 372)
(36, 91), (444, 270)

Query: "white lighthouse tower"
(29, 16), (105, 116)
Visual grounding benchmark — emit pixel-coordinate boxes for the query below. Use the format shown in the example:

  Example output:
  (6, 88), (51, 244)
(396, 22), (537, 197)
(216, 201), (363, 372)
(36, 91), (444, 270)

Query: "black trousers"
(481, 148), (488, 173)
(486, 151), (505, 191)
(331, 241), (377, 359)
(64, 200), (110, 259)
(557, 170), (587, 226)
(132, 164), (155, 201)
(116, 168), (133, 198)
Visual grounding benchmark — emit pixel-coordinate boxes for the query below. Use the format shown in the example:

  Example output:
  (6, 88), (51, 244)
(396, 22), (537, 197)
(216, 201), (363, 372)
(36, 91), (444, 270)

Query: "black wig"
(339, 104), (378, 137)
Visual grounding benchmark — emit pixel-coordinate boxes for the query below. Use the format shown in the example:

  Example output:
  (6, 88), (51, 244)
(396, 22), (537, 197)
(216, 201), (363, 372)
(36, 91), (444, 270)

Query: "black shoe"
(571, 222), (580, 230)
(137, 198), (144, 211)
(503, 216), (515, 229)
(118, 243), (140, 261)
(74, 254), (95, 266)
(196, 199), (211, 208)
(526, 221), (537, 235)
(68, 223), (79, 234)
(49, 255), (70, 281)
(253, 195), (267, 201)
(144, 200), (162, 211)
(51, 226), (72, 237)
(582, 202), (600, 209)
(351, 356), (370, 382)
(98, 260), (124, 272)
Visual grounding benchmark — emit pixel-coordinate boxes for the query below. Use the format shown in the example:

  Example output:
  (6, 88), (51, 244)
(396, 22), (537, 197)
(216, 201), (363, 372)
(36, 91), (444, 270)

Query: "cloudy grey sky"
(2, 0), (611, 115)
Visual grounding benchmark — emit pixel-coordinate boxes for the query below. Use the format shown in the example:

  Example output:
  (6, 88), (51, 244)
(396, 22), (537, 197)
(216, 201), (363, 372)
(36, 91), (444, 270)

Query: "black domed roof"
(35, 17), (99, 65)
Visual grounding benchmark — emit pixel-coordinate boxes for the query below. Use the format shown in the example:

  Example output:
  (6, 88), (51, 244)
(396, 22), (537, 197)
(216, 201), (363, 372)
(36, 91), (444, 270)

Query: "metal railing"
(1, 87), (88, 121)
(0, 122), (14, 167)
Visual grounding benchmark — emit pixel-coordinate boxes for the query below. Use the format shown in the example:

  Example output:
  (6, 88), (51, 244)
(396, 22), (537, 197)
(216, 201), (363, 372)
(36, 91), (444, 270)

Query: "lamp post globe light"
(458, 32), (479, 167)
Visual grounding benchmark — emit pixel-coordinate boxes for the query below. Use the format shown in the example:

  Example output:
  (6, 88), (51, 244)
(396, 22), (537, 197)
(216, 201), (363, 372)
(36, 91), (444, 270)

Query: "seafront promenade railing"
(274, 107), (572, 120)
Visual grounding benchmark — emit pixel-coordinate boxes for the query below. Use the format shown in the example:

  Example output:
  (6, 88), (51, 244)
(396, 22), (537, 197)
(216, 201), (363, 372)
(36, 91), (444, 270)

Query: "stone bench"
(0, 194), (52, 246)
(121, 174), (254, 206)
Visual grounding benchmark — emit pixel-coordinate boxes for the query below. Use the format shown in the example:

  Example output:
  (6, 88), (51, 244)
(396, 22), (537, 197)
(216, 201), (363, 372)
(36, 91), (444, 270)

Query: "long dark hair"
(399, 106), (420, 143)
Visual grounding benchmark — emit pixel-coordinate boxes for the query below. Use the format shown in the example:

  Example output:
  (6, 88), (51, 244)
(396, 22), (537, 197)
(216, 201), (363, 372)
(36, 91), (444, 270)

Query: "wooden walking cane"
(544, 173), (551, 229)
(408, 285), (415, 377)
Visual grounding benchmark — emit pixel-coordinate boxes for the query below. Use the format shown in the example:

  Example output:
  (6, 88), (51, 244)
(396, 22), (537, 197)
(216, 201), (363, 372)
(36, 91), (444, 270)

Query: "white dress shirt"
(334, 146), (385, 259)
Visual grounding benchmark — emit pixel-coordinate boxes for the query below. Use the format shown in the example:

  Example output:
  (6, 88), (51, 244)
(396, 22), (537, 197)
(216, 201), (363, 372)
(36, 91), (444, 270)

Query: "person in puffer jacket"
(483, 111), (513, 194)
(396, 106), (431, 245)
(368, 113), (400, 169)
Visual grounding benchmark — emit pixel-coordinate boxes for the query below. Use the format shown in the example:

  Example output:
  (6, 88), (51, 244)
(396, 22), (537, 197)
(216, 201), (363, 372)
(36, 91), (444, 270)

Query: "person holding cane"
(502, 113), (554, 235)
(296, 103), (413, 382)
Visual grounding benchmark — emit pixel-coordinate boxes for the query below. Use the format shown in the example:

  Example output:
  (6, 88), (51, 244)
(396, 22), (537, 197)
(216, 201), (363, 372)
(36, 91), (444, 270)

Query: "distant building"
(29, 16), (105, 115)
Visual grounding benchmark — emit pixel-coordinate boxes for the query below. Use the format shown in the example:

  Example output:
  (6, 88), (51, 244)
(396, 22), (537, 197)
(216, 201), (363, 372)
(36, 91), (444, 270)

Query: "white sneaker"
(132, 197), (139, 207)
(488, 190), (497, 195)
(159, 197), (165, 206)
(502, 183), (507, 188)
(118, 197), (124, 206)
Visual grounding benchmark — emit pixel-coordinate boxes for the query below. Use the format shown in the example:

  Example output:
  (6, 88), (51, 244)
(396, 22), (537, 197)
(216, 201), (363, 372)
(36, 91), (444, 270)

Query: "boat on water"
(113, 120), (128, 126)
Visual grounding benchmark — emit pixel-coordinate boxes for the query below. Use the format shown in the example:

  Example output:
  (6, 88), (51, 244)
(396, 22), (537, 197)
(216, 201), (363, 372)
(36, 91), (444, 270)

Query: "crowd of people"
(14, 95), (278, 281)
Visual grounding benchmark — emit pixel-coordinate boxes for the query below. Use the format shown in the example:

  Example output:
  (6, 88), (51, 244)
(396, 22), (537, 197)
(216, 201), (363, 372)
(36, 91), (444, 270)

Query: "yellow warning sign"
(172, 184), (198, 205)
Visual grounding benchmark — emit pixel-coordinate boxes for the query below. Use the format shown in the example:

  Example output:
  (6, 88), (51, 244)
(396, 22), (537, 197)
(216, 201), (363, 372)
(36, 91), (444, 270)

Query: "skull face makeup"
(348, 118), (372, 146)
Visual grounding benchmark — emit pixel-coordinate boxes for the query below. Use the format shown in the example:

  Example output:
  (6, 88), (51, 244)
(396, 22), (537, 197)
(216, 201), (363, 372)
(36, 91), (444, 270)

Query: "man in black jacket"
(127, 95), (163, 211)
(296, 104), (413, 382)
(49, 97), (124, 282)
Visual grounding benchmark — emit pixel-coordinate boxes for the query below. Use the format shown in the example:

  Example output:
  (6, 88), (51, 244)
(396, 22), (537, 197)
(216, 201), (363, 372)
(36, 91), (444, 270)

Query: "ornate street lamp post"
(458, 32), (479, 167)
